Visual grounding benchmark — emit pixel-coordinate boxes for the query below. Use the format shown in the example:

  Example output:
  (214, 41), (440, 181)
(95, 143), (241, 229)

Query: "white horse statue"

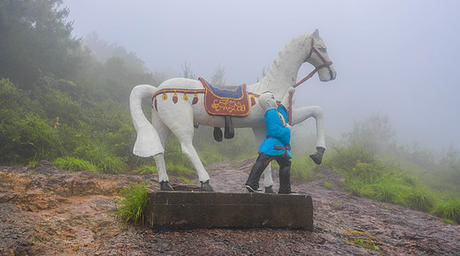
(129, 29), (336, 191)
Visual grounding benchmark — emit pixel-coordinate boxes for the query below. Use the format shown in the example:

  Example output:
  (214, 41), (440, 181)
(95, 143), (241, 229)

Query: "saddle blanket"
(198, 77), (250, 117)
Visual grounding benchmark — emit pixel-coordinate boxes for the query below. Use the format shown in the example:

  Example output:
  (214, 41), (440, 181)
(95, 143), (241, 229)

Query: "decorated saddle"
(198, 77), (250, 117)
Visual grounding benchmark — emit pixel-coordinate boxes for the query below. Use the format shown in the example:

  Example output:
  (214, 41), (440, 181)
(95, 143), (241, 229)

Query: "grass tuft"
(117, 184), (148, 224)
(352, 239), (380, 251)
(53, 157), (99, 172)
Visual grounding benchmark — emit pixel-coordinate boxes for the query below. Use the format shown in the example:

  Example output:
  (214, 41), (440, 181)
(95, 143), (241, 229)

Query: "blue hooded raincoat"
(258, 105), (292, 158)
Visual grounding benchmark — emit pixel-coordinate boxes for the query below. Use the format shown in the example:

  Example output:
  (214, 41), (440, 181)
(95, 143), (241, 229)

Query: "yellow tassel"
(183, 93), (188, 101)
(162, 93), (167, 100)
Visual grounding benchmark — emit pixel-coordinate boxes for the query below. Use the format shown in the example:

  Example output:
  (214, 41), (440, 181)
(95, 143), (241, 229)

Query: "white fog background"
(63, 0), (460, 152)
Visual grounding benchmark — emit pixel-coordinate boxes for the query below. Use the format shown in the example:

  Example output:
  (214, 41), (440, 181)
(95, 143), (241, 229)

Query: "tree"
(0, 0), (80, 88)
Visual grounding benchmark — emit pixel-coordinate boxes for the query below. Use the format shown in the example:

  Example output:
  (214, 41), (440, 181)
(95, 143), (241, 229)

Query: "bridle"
(288, 37), (333, 124)
(294, 38), (333, 87)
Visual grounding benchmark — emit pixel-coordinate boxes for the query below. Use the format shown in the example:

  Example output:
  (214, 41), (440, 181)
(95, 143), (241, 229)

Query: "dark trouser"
(245, 152), (291, 193)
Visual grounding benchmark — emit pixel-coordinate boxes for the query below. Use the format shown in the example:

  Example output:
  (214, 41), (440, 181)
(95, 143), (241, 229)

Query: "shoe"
(278, 189), (292, 194)
(246, 184), (261, 193)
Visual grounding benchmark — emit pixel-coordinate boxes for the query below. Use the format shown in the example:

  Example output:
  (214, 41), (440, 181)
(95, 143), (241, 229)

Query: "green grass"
(290, 157), (316, 182)
(352, 239), (380, 251)
(165, 162), (195, 177)
(323, 181), (333, 189)
(432, 199), (460, 224)
(135, 165), (157, 175)
(117, 184), (148, 224)
(271, 156), (316, 183)
(53, 157), (99, 172)
(325, 144), (459, 223)
(28, 160), (39, 167)
(178, 176), (194, 184)
(74, 143), (128, 173)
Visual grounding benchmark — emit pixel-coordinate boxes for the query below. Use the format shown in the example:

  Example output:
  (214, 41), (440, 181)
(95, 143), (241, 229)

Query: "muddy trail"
(0, 160), (458, 255)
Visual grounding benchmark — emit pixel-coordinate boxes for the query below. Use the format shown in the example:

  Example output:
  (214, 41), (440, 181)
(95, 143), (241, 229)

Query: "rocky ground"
(0, 160), (459, 255)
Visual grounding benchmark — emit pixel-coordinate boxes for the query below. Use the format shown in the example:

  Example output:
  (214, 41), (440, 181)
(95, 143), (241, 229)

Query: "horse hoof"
(200, 180), (214, 192)
(309, 147), (326, 165)
(160, 181), (174, 191)
(264, 185), (275, 194)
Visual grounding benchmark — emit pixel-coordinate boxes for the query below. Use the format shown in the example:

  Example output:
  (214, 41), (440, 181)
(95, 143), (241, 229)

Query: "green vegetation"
(0, 1), (458, 225)
(0, 1), (255, 178)
(322, 181), (333, 189)
(319, 141), (458, 223)
(54, 157), (99, 172)
(352, 239), (380, 251)
(135, 165), (157, 175)
(432, 199), (460, 224)
(290, 157), (316, 182)
(117, 184), (148, 224)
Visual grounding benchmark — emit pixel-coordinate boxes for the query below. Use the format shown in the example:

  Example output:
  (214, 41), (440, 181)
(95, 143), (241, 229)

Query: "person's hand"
(281, 87), (296, 106)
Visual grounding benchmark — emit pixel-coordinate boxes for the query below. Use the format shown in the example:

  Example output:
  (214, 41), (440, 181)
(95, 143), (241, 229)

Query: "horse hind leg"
(152, 110), (174, 190)
(180, 142), (213, 191)
(157, 102), (213, 191)
(263, 164), (275, 193)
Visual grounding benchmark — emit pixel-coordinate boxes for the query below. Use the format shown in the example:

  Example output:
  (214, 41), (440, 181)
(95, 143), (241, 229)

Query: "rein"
(288, 38), (332, 125)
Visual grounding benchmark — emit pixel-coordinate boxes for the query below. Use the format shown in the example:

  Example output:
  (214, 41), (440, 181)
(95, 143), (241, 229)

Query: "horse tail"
(129, 84), (164, 157)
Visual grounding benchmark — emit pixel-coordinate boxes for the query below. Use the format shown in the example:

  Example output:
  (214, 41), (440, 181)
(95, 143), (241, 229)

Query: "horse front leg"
(292, 106), (326, 164)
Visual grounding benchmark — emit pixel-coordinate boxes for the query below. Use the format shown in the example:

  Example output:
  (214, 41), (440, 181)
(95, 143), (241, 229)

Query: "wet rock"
(0, 204), (35, 255)
(0, 161), (459, 255)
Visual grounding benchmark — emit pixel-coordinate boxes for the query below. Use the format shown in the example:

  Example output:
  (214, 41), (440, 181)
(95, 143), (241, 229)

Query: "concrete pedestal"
(144, 192), (313, 230)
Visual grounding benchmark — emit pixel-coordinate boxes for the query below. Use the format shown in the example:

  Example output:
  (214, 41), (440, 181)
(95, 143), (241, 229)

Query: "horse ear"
(312, 29), (319, 38)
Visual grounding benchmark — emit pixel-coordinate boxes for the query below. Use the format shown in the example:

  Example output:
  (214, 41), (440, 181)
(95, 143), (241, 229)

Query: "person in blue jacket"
(245, 92), (293, 194)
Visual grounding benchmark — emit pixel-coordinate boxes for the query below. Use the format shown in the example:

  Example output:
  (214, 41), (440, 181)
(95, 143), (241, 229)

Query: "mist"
(63, 0), (460, 150)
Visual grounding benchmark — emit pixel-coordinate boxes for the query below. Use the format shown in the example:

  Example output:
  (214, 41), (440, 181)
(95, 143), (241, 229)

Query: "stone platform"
(144, 192), (313, 230)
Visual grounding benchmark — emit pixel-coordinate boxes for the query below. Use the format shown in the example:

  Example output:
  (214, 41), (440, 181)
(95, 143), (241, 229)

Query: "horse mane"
(257, 33), (310, 99)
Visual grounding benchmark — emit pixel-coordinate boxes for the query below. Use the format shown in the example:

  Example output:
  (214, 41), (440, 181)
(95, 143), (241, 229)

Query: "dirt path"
(1, 160), (459, 255)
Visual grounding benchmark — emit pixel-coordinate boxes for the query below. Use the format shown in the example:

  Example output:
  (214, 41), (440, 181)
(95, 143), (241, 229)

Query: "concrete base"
(144, 192), (313, 230)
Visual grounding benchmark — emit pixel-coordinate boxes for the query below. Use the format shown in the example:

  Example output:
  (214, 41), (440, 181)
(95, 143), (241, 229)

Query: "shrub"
(432, 199), (460, 224)
(324, 144), (376, 172)
(325, 143), (452, 218)
(350, 161), (382, 183)
(406, 189), (435, 212)
(54, 157), (99, 172)
(74, 142), (127, 173)
(117, 184), (148, 224)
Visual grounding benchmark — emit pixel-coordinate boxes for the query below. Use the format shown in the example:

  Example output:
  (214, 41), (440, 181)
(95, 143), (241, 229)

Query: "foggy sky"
(63, 0), (460, 150)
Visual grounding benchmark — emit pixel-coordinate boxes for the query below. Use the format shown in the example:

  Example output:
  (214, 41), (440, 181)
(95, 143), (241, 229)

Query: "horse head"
(304, 29), (337, 82)
(258, 30), (336, 99)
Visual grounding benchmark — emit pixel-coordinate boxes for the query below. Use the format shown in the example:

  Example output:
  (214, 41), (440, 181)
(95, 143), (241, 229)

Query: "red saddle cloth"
(198, 77), (250, 117)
